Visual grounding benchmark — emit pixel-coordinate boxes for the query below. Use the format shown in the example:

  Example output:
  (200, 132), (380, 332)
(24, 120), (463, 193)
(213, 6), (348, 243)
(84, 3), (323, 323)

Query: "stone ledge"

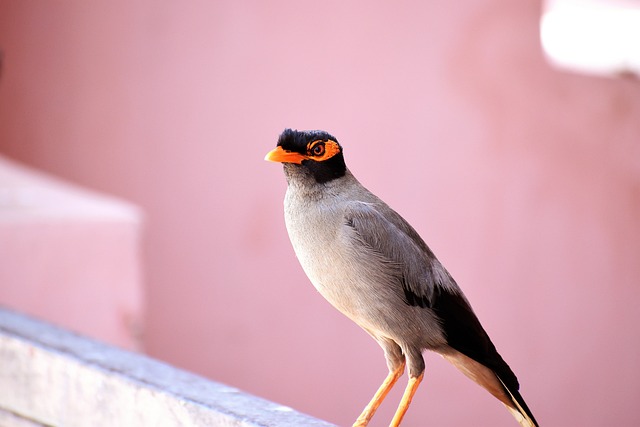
(0, 308), (336, 427)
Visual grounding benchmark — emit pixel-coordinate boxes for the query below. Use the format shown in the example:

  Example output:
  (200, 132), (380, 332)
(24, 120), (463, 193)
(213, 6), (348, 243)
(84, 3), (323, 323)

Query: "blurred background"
(1, 1), (639, 426)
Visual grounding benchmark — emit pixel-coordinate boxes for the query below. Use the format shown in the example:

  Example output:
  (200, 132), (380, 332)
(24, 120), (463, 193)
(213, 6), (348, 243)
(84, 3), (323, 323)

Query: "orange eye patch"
(306, 140), (341, 161)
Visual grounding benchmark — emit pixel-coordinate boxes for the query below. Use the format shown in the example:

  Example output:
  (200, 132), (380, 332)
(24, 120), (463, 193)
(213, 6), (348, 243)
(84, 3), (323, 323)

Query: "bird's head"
(265, 128), (346, 184)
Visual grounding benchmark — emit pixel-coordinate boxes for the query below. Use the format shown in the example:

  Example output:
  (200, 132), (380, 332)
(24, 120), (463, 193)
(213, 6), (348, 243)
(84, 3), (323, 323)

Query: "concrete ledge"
(0, 308), (336, 427)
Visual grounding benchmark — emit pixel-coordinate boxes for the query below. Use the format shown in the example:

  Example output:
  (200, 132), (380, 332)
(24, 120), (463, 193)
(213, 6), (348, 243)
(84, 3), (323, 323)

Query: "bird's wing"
(343, 200), (453, 308)
(343, 201), (520, 391)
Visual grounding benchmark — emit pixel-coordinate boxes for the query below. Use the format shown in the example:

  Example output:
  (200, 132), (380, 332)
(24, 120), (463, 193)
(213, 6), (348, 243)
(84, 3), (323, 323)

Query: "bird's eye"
(311, 142), (325, 156)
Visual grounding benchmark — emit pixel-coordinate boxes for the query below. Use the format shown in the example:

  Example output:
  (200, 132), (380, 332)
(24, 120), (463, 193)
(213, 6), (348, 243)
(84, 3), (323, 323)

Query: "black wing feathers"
(401, 273), (431, 308)
(431, 285), (520, 391)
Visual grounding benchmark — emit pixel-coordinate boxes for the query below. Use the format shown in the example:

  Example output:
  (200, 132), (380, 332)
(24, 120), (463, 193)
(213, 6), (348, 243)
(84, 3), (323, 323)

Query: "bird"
(265, 128), (539, 427)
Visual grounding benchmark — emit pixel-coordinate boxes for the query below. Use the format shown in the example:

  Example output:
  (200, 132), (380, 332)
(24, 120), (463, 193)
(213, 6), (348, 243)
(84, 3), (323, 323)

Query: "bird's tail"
(442, 351), (538, 427)
(497, 376), (539, 427)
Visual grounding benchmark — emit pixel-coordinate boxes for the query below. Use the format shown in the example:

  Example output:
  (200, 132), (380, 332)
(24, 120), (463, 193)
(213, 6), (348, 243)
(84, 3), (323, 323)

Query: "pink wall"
(0, 155), (144, 350)
(1, 1), (639, 426)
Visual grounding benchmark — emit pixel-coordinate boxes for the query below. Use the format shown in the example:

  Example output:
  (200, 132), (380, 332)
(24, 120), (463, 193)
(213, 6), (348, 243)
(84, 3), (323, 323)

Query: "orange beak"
(264, 146), (307, 164)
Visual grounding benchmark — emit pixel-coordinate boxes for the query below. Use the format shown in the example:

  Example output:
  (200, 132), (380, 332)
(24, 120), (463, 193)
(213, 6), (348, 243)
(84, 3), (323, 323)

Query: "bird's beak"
(264, 146), (306, 164)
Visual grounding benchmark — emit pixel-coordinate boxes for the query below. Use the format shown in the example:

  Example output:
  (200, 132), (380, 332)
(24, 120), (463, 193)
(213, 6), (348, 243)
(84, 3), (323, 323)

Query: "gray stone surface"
(0, 308), (336, 427)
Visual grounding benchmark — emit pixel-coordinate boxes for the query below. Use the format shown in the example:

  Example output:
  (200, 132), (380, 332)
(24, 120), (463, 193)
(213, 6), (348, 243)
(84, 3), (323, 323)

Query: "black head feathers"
(276, 128), (346, 184)
(277, 129), (339, 153)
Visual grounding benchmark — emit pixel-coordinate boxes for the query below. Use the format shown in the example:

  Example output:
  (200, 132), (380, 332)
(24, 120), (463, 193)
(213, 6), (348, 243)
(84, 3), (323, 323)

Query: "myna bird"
(265, 129), (539, 427)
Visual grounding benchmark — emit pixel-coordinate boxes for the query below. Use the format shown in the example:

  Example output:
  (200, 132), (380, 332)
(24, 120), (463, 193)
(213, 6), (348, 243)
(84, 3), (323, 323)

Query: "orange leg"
(353, 361), (405, 427)
(389, 372), (424, 427)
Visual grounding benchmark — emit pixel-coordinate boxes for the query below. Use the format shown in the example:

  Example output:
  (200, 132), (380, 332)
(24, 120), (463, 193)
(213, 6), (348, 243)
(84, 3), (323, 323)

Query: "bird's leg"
(352, 361), (405, 427)
(389, 372), (424, 427)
